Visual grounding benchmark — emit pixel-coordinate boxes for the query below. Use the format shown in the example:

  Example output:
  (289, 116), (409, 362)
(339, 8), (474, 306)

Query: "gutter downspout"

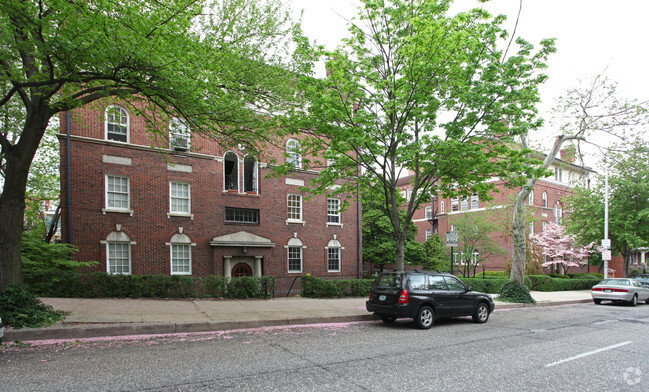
(66, 111), (72, 244)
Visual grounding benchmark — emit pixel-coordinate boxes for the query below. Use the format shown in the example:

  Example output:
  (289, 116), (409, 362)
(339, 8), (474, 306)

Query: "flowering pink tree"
(530, 222), (596, 276)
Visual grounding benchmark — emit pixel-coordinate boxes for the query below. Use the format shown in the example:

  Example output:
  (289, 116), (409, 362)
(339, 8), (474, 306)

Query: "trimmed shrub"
(301, 275), (372, 298)
(0, 286), (66, 328)
(499, 281), (535, 304)
(460, 277), (532, 294)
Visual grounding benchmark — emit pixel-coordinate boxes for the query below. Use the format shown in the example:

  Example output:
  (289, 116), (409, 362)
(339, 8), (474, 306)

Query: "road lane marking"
(545, 341), (632, 368)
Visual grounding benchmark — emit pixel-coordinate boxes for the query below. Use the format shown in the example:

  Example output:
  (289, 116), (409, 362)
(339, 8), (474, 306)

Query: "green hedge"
(460, 277), (532, 294)
(23, 272), (274, 299)
(301, 275), (373, 298)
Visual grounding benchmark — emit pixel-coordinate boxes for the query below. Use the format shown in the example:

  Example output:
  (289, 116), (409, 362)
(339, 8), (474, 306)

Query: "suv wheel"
(472, 302), (490, 323)
(380, 315), (397, 324)
(415, 306), (434, 329)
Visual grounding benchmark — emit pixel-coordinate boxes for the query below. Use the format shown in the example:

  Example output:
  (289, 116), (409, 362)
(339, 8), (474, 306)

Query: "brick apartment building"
(58, 101), (360, 293)
(403, 150), (601, 274)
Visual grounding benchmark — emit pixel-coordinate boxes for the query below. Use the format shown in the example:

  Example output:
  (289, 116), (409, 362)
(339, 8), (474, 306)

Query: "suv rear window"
(375, 274), (402, 289)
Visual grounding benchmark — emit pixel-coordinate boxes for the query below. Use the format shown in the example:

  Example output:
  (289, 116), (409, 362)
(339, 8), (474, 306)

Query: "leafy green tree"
(289, 0), (554, 272)
(0, 0), (304, 289)
(449, 210), (504, 277)
(566, 143), (649, 277)
(363, 193), (426, 272)
(422, 234), (449, 272)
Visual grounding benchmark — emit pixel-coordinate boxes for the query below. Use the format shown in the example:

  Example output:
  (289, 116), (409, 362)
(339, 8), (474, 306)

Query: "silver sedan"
(591, 278), (649, 306)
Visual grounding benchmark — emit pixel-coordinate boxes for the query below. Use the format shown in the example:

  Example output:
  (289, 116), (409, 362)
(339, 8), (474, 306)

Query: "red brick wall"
(59, 104), (360, 292)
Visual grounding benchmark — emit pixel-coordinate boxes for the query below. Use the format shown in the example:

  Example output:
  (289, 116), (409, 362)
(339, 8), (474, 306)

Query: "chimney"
(560, 146), (576, 163)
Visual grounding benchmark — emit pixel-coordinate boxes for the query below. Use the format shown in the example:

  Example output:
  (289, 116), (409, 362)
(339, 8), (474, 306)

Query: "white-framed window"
(451, 198), (459, 212)
(440, 201), (445, 214)
(542, 191), (548, 208)
(528, 191), (534, 206)
(326, 239), (342, 272)
(105, 175), (130, 211)
(327, 198), (341, 224)
(406, 188), (413, 201)
(470, 194), (479, 210)
(168, 233), (193, 275)
(529, 222), (534, 235)
(461, 197), (469, 211)
(169, 117), (190, 151)
(555, 167), (563, 182)
(243, 155), (258, 193)
(425, 206), (433, 220)
(105, 105), (129, 142)
(103, 231), (133, 275)
(425, 229), (432, 241)
(554, 202), (563, 224)
(287, 194), (302, 222)
(287, 237), (303, 273)
(170, 182), (191, 215)
(542, 221), (547, 232)
(224, 151), (239, 191)
(286, 139), (302, 169)
(451, 225), (457, 232)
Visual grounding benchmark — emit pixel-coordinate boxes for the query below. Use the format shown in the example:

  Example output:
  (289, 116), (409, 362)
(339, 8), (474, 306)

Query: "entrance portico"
(210, 231), (275, 278)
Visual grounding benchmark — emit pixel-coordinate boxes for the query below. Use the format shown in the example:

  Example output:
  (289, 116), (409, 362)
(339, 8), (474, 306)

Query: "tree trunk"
(0, 110), (49, 290)
(509, 134), (585, 285)
(510, 189), (529, 284)
(394, 235), (406, 272)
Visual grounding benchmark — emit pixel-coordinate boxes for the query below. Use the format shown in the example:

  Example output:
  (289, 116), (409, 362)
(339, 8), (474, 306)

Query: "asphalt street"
(2, 302), (648, 391)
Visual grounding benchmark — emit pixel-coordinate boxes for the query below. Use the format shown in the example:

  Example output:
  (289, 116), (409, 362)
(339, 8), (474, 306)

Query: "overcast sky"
(291, 0), (649, 165)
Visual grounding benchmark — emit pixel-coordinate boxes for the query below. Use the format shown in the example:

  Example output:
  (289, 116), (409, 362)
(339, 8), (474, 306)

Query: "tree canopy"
(566, 142), (649, 277)
(0, 0), (306, 289)
(289, 0), (554, 271)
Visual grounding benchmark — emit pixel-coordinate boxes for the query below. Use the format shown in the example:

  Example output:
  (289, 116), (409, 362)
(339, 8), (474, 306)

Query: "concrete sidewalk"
(3, 290), (594, 342)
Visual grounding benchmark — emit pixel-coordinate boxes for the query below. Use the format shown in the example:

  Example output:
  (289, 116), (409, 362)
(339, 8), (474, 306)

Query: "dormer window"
(105, 105), (129, 142)
(170, 117), (190, 151)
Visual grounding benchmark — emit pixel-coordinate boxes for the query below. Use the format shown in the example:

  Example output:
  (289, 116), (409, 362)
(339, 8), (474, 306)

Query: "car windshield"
(599, 279), (630, 286)
(375, 274), (402, 289)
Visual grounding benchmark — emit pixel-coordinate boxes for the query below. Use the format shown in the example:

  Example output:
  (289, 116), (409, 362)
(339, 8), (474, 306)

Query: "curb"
(4, 314), (376, 342)
(4, 300), (593, 343)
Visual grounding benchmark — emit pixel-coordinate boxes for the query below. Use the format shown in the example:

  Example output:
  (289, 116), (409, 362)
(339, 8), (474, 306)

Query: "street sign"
(602, 250), (612, 261)
(601, 239), (611, 249)
(446, 231), (458, 247)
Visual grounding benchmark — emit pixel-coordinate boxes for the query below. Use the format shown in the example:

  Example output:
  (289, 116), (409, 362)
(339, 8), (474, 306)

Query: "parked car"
(632, 274), (649, 288)
(0, 316), (4, 344)
(366, 270), (495, 329)
(591, 278), (649, 306)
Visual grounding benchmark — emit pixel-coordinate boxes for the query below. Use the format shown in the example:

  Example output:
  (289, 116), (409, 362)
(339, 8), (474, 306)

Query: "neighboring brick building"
(58, 101), (360, 294)
(404, 150), (597, 274)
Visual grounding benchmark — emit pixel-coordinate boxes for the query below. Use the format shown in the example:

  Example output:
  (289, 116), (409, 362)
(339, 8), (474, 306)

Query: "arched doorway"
(232, 262), (253, 277)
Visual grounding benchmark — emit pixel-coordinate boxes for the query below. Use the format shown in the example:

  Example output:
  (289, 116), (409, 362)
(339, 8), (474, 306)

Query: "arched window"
(232, 263), (253, 277)
(224, 152), (239, 190)
(528, 191), (534, 206)
(286, 139), (302, 169)
(105, 105), (129, 142)
(104, 231), (132, 275)
(287, 237), (304, 273)
(542, 191), (548, 208)
(169, 117), (190, 151)
(326, 238), (342, 272)
(168, 233), (192, 275)
(243, 155), (258, 192)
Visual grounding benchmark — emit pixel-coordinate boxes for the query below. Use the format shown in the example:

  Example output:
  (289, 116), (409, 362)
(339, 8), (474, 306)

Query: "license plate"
(379, 295), (386, 301)
(605, 289), (612, 293)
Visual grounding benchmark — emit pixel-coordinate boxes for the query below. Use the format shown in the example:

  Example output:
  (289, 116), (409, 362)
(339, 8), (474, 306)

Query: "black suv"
(366, 270), (495, 329)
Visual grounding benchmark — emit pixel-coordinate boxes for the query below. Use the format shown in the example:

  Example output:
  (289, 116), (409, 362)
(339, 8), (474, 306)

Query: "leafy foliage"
(565, 142), (649, 277)
(0, 286), (65, 328)
(301, 275), (372, 298)
(287, 0), (555, 271)
(499, 281), (535, 304)
(422, 234), (450, 272)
